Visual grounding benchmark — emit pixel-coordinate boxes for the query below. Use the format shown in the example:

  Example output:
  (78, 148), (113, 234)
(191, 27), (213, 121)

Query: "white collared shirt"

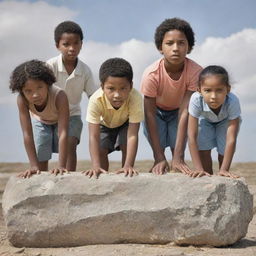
(47, 55), (98, 116)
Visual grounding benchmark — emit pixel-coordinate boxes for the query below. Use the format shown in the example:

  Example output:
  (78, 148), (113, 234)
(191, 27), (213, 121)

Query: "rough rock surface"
(2, 173), (253, 248)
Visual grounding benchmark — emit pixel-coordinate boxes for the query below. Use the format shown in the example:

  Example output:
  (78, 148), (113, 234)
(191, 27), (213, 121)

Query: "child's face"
(160, 29), (189, 66)
(22, 79), (49, 107)
(102, 77), (132, 109)
(57, 33), (82, 63)
(199, 75), (230, 111)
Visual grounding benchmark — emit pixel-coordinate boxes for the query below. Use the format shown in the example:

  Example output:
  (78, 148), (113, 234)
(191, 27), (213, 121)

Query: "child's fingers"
(53, 169), (58, 176)
(229, 173), (240, 179)
(115, 169), (124, 174)
(198, 172), (206, 177)
(134, 169), (139, 176)
(94, 171), (99, 179)
(17, 172), (25, 178)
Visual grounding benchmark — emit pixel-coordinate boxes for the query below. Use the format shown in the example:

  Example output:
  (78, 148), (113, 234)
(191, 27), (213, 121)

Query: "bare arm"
(54, 91), (69, 172)
(123, 122), (140, 167)
(17, 95), (40, 177)
(188, 114), (209, 177)
(219, 118), (240, 178)
(172, 90), (194, 174)
(116, 123), (140, 177)
(88, 123), (101, 169)
(17, 95), (39, 168)
(83, 123), (107, 178)
(144, 96), (169, 174)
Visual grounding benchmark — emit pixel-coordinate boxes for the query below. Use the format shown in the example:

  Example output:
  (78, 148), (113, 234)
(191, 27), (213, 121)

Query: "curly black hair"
(199, 65), (230, 88)
(99, 58), (133, 85)
(9, 59), (56, 94)
(154, 18), (195, 53)
(54, 21), (83, 45)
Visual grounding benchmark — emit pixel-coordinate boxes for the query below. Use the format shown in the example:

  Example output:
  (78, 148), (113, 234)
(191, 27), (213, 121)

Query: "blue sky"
(0, 0), (256, 163)
(28, 0), (256, 44)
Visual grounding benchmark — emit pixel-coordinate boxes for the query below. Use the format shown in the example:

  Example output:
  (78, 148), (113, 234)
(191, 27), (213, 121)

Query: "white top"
(47, 55), (98, 116)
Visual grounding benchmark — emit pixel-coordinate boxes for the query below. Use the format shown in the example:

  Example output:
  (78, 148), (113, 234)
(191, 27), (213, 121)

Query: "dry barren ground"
(0, 161), (255, 256)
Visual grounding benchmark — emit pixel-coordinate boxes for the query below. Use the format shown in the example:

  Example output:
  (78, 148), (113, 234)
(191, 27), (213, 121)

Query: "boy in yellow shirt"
(85, 58), (144, 178)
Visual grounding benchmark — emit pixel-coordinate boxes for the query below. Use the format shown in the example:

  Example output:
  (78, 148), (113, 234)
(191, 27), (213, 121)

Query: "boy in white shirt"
(47, 21), (98, 171)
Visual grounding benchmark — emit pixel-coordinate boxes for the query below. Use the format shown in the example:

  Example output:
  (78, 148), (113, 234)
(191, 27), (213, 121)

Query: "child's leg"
(66, 137), (79, 171)
(67, 116), (83, 171)
(199, 150), (213, 174)
(166, 109), (179, 157)
(218, 154), (224, 169)
(143, 108), (170, 151)
(99, 148), (109, 171)
(197, 118), (216, 174)
(38, 161), (48, 172)
(116, 122), (128, 168)
(32, 119), (55, 169)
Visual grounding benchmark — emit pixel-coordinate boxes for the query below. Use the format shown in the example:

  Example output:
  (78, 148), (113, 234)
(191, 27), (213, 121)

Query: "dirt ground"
(0, 161), (256, 256)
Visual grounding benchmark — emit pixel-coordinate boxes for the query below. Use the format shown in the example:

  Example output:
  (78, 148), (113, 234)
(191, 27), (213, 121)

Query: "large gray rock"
(2, 173), (253, 248)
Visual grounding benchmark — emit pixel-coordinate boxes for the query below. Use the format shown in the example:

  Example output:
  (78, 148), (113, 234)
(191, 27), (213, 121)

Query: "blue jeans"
(198, 118), (234, 155)
(69, 115), (83, 143)
(143, 108), (179, 149)
(32, 115), (83, 161)
(32, 119), (58, 161)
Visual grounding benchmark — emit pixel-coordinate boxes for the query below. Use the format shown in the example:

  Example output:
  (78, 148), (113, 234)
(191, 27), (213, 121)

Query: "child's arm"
(188, 114), (210, 177)
(144, 96), (169, 174)
(17, 95), (40, 178)
(218, 118), (240, 178)
(52, 91), (69, 175)
(172, 91), (193, 174)
(83, 123), (107, 178)
(116, 122), (140, 177)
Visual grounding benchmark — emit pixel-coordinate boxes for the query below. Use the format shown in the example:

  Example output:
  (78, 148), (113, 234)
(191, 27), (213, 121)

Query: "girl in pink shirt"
(140, 18), (202, 175)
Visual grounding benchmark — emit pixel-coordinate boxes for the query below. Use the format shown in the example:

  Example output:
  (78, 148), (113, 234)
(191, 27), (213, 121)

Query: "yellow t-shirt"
(86, 88), (144, 128)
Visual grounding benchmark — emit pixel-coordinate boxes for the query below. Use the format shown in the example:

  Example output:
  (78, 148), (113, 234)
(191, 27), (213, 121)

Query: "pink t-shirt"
(140, 58), (202, 110)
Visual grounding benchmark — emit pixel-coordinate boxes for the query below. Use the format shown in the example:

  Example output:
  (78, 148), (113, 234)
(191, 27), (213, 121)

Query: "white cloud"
(82, 39), (160, 89)
(190, 28), (256, 114)
(0, 0), (76, 104)
(0, 0), (255, 162)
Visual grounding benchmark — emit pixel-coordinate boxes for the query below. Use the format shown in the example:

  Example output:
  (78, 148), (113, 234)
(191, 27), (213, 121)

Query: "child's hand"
(189, 170), (211, 178)
(50, 167), (69, 176)
(218, 170), (240, 179)
(82, 168), (108, 179)
(17, 167), (41, 178)
(150, 160), (169, 175)
(171, 158), (192, 175)
(115, 166), (138, 177)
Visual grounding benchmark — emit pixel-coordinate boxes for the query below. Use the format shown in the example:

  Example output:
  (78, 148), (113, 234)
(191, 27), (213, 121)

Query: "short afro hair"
(99, 58), (133, 85)
(9, 59), (56, 94)
(54, 21), (83, 45)
(154, 18), (195, 53)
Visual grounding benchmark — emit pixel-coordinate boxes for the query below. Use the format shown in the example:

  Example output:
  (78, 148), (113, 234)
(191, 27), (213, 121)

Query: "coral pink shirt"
(140, 58), (202, 110)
